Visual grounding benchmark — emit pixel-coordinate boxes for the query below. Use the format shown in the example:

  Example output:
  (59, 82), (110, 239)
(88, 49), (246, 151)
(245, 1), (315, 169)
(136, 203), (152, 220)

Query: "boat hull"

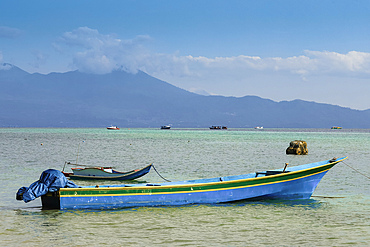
(42, 157), (346, 210)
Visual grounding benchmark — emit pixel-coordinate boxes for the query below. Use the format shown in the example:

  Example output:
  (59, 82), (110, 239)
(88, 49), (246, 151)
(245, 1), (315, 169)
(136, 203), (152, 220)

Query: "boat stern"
(41, 191), (61, 210)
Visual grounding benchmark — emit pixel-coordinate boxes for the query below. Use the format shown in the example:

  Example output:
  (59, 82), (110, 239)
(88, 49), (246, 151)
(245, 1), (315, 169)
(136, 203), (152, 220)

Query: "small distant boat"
(161, 125), (171, 129)
(331, 126), (342, 129)
(62, 162), (152, 180)
(209, 125), (227, 130)
(254, 126), (264, 129)
(34, 157), (347, 210)
(107, 125), (120, 130)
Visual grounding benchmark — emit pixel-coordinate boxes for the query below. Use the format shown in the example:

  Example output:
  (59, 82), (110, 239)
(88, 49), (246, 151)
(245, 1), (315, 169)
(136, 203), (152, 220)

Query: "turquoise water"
(0, 128), (369, 246)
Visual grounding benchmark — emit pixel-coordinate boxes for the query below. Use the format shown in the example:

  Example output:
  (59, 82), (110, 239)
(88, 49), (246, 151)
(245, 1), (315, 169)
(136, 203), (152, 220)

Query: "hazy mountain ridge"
(0, 64), (369, 128)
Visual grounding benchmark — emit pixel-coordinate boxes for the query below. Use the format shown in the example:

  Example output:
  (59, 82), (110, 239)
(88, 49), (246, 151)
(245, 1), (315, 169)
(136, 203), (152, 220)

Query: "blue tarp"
(16, 169), (79, 203)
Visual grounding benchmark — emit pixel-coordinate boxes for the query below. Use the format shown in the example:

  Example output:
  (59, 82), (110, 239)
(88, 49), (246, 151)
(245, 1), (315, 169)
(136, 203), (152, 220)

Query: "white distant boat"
(107, 125), (120, 130)
(161, 125), (171, 129)
(254, 126), (263, 129)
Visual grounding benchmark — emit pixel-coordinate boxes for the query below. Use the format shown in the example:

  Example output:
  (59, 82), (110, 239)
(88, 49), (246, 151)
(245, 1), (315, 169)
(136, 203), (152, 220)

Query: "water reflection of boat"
(36, 157), (347, 210)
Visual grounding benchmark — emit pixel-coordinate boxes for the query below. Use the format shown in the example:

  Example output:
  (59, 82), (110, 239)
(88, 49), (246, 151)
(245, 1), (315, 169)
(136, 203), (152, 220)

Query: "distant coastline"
(1, 127), (369, 133)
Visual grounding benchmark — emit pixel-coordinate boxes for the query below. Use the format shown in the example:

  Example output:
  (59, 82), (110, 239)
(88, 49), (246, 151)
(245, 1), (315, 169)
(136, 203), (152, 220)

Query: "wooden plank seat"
(255, 170), (290, 177)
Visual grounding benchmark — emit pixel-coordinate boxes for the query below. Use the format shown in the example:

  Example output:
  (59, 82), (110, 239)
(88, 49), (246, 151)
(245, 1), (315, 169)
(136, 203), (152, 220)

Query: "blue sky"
(1, 0), (370, 110)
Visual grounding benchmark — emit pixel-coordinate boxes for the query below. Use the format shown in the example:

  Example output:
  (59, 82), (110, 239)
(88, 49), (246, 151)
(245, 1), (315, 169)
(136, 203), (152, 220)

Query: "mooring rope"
(343, 161), (370, 180)
(152, 164), (172, 182)
(311, 196), (345, 198)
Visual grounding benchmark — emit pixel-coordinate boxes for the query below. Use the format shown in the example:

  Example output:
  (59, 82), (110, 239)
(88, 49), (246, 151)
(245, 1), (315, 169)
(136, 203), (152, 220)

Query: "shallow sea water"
(0, 128), (369, 246)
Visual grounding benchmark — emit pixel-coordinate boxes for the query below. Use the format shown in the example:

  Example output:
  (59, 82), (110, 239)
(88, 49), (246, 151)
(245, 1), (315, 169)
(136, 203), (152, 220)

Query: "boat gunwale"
(60, 157), (347, 192)
(59, 167), (336, 198)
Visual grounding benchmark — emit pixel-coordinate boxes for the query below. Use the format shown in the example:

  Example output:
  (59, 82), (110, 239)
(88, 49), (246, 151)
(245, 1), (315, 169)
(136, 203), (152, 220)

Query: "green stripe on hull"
(60, 162), (336, 197)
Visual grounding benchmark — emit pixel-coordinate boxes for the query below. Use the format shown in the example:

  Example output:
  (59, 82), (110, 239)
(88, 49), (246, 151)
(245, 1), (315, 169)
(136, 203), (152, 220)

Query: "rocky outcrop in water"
(286, 140), (308, 155)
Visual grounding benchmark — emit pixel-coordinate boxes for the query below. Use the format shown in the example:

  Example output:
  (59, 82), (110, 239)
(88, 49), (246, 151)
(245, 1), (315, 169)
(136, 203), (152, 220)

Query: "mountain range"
(1, 63), (369, 128)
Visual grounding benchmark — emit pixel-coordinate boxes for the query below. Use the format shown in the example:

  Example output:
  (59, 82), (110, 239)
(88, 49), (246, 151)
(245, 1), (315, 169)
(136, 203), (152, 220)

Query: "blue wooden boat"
(41, 157), (347, 210)
(62, 163), (152, 180)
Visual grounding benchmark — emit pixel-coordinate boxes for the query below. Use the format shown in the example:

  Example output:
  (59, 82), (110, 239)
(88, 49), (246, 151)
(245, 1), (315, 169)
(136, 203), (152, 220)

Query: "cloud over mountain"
(56, 27), (151, 74)
(55, 27), (370, 80)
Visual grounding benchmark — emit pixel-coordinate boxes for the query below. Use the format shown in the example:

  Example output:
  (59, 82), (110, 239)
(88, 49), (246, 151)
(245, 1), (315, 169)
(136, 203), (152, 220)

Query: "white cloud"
(0, 63), (13, 71)
(0, 52), (13, 70)
(304, 50), (370, 75)
(137, 51), (370, 87)
(149, 51), (370, 79)
(57, 27), (370, 80)
(29, 50), (48, 69)
(57, 27), (151, 74)
(0, 26), (21, 39)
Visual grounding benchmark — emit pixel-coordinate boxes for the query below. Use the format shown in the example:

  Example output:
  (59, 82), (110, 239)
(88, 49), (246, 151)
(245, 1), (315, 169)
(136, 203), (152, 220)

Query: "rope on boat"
(342, 161), (370, 180)
(63, 161), (94, 167)
(152, 164), (171, 182)
(311, 196), (345, 198)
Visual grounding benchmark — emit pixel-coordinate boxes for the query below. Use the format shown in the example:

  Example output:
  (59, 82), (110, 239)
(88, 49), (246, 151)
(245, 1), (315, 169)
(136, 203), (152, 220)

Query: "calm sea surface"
(0, 128), (369, 246)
